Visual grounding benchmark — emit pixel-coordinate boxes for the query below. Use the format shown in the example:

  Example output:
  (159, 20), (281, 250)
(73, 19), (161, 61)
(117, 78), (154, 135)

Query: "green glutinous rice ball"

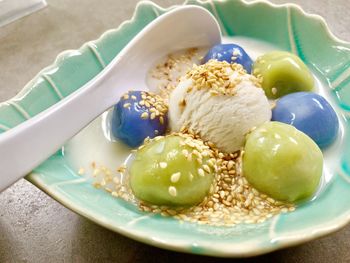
(252, 51), (314, 99)
(129, 134), (215, 206)
(243, 122), (323, 203)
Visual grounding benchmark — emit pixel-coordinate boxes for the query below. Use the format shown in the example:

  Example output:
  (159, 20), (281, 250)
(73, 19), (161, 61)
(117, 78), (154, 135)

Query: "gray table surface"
(0, 0), (349, 262)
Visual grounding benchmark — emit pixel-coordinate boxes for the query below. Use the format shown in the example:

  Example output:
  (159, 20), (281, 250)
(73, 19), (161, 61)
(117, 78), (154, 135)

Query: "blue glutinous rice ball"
(111, 90), (168, 147)
(272, 92), (339, 148)
(203, 43), (253, 73)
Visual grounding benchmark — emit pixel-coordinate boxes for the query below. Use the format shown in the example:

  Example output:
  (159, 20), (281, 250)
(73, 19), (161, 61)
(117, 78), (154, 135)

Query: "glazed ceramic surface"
(1, 0), (350, 257)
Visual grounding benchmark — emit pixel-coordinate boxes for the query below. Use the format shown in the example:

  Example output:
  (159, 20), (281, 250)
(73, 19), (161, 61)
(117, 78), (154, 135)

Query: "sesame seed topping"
(123, 103), (131, 108)
(78, 168), (85, 175)
(198, 168), (205, 177)
(232, 50), (240, 56)
(186, 60), (256, 96)
(117, 164), (126, 173)
(140, 112), (149, 119)
(159, 116), (164, 125)
(168, 186), (177, 197)
(203, 164), (211, 173)
(181, 149), (189, 157)
(159, 162), (167, 169)
(170, 172), (181, 183)
(133, 91), (168, 121)
(271, 87), (277, 95)
(92, 48), (294, 227)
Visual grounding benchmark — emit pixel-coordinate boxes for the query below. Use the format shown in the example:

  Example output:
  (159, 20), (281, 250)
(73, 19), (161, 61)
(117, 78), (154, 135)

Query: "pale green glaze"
(253, 51), (314, 99)
(243, 122), (323, 202)
(0, 0), (349, 257)
(130, 135), (214, 206)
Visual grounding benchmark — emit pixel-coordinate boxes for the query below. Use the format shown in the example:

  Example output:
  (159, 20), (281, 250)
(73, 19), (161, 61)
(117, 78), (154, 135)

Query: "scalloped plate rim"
(5, 0), (350, 257)
(26, 171), (350, 257)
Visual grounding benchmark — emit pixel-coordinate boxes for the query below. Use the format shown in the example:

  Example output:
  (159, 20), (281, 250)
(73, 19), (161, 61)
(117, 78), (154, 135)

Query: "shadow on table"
(69, 215), (350, 263)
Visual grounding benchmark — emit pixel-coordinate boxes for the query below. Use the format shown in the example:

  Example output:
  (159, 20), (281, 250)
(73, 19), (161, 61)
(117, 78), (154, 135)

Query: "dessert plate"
(1, 0), (350, 257)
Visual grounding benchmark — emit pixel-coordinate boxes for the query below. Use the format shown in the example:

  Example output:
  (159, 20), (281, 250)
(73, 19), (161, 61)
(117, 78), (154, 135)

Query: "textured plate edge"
(26, 171), (350, 258)
(6, 0), (349, 257)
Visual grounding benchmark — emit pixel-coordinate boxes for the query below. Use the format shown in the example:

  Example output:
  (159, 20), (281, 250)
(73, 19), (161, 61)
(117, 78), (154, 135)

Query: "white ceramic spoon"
(0, 5), (221, 192)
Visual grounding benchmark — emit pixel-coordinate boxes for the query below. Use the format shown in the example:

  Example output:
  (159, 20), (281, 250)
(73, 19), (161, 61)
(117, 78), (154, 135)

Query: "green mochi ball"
(253, 51), (314, 99)
(129, 135), (214, 206)
(243, 122), (323, 203)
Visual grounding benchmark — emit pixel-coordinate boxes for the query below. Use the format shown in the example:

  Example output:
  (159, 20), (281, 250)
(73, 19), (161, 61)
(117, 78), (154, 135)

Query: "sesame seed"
(187, 154), (192, 162)
(227, 160), (235, 170)
(203, 164), (211, 173)
(93, 169), (100, 177)
(170, 172), (181, 183)
(140, 112), (149, 119)
(117, 165), (126, 173)
(232, 50), (240, 56)
(281, 208), (289, 213)
(181, 149), (189, 157)
(288, 206), (296, 212)
(159, 116), (164, 125)
(123, 103), (131, 108)
(78, 168), (85, 175)
(198, 168), (205, 177)
(159, 162), (167, 169)
(219, 191), (226, 199)
(267, 197), (276, 204)
(100, 178), (106, 186)
(192, 149), (201, 158)
(168, 186), (177, 197)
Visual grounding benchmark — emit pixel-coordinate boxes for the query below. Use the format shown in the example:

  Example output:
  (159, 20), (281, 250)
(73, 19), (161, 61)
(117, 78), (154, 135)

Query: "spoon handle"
(0, 56), (130, 191)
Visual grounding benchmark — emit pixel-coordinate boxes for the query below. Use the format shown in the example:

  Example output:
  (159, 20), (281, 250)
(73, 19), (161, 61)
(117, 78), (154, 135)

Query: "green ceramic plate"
(1, 0), (350, 257)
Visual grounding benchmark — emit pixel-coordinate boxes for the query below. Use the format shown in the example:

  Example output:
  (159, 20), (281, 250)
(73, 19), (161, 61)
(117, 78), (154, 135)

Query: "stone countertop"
(0, 0), (349, 262)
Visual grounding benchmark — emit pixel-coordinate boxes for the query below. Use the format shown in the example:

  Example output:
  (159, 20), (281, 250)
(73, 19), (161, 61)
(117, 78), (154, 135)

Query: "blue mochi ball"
(203, 43), (253, 73)
(272, 92), (339, 148)
(111, 91), (168, 147)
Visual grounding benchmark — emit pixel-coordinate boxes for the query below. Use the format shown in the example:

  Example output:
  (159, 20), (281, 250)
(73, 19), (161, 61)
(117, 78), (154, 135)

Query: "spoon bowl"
(0, 5), (221, 192)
